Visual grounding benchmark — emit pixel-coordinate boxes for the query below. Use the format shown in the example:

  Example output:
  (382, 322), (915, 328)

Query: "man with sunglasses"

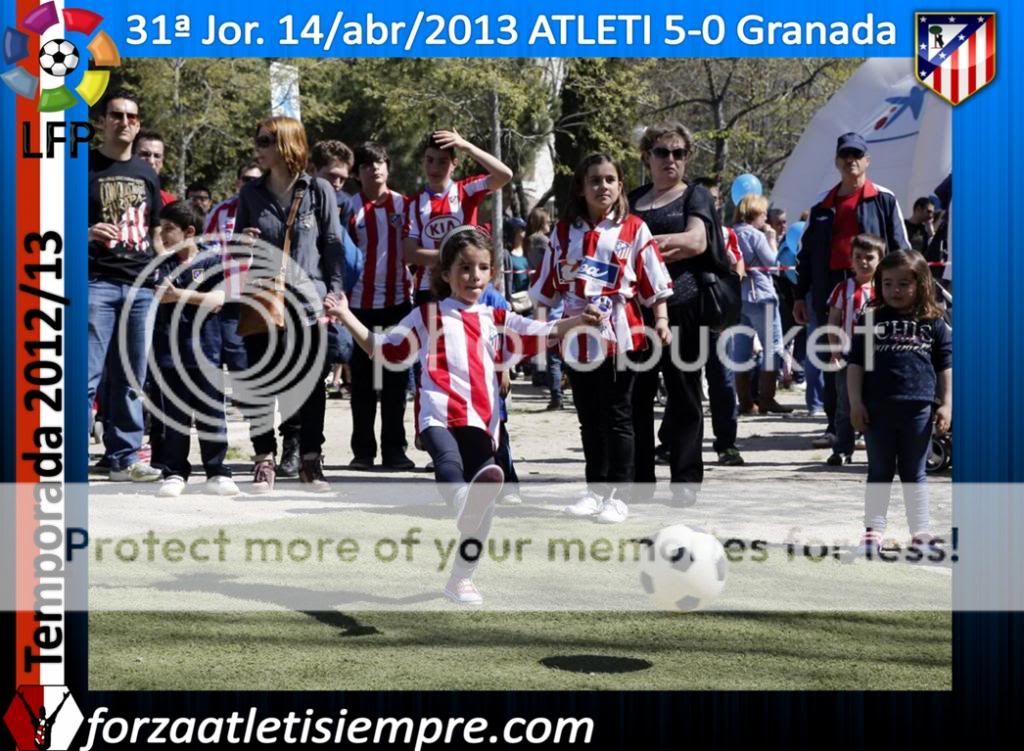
(792, 131), (908, 446)
(87, 91), (164, 482)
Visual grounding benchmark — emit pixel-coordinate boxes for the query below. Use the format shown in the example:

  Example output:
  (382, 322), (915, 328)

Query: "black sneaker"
(717, 447), (745, 466)
(826, 453), (852, 466)
(348, 456), (374, 471)
(545, 397), (563, 411)
(277, 439), (301, 478)
(382, 453), (416, 471)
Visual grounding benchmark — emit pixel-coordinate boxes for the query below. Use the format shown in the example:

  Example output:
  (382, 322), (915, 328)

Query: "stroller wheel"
(926, 435), (950, 473)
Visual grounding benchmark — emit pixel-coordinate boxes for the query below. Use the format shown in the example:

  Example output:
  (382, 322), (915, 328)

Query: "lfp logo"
(1, 1), (120, 112)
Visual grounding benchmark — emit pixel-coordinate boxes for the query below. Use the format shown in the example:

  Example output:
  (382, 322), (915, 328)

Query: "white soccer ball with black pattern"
(38, 39), (79, 78)
(639, 524), (728, 611)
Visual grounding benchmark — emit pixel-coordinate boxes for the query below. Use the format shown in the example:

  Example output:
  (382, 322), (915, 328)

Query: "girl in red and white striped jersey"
(403, 130), (513, 304)
(530, 154), (674, 524)
(326, 226), (600, 605)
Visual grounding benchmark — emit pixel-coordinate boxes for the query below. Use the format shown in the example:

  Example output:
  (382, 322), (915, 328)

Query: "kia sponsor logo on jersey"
(425, 215), (461, 243)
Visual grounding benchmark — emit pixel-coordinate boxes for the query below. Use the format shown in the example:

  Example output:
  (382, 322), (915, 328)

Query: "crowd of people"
(88, 91), (952, 603)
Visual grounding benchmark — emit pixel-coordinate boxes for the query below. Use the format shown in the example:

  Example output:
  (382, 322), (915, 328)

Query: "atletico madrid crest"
(915, 12), (995, 105)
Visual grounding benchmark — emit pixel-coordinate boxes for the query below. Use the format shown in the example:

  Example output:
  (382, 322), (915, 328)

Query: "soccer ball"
(639, 524), (728, 611)
(38, 39), (79, 78)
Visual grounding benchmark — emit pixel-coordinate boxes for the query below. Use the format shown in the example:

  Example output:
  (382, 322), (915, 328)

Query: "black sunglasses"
(651, 146), (688, 160)
(838, 149), (865, 159)
(254, 133), (276, 148)
(240, 175), (259, 184)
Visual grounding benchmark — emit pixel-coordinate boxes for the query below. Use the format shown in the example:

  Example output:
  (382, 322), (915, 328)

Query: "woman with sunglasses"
(234, 116), (347, 493)
(628, 123), (730, 506)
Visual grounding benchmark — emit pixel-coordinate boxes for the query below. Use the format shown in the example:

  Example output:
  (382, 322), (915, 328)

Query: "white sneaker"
(111, 461), (163, 482)
(205, 476), (240, 496)
(562, 491), (603, 517)
(456, 464), (504, 535)
(500, 492), (523, 505)
(443, 576), (483, 605)
(156, 475), (186, 498)
(595, 493), (629, 524)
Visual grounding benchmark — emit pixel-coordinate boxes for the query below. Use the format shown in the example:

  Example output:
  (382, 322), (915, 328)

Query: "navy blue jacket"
(795, 180), (908, 319)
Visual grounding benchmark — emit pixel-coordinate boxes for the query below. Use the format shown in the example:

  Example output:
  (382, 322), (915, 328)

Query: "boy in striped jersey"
(345, 142), (415, 470)
(403, 129), (513, 304)
(825, 233), (882, 466)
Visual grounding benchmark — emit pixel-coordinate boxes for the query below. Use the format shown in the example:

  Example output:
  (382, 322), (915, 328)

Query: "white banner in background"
(771, 57), (951, 220)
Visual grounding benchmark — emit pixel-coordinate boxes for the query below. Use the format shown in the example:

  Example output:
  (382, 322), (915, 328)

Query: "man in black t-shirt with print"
(88, 92), (163, 482)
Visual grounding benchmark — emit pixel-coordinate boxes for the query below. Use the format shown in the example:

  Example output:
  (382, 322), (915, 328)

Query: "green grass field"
(86, 504), (952, 690)
(89, 609), (950, 690)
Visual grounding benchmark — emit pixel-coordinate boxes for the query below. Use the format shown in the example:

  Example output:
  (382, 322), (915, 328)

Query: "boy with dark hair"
(344, 141), (414, 470)
(151, 201), (239, 497)
(403, 128), (512, 303)
(825, 233), (884, 466)
(186, 181), (213, 216)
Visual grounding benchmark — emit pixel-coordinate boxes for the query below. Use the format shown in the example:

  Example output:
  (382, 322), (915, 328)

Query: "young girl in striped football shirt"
(530, 154), (674, 524)
(325, 226), (600, 605)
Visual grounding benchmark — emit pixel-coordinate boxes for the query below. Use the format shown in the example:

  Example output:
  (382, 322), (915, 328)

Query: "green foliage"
(114, 57), (861, 210)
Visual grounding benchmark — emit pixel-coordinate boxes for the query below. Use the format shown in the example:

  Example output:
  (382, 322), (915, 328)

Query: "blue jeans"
(802, 294), (826, 413)
(706, 331), (738, 453)
(88, 280), (154, 470)
(734, 300), (784, 371)
(546, 348), (563, 399)
(864, 401), (934, 536)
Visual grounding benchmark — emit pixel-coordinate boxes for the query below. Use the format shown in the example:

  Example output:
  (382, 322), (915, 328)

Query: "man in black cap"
(792, 131), (908, 445)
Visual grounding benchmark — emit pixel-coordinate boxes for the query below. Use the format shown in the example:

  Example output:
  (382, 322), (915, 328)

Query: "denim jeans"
(87, 280), (154, 470)
(864, 401), (934, 536)
(706, 331), (739, 453)
(546, 348), (564, 399)
(733, 300), (784, 372)
(833, 364), (855, 456)
(802, 294), (826, 413)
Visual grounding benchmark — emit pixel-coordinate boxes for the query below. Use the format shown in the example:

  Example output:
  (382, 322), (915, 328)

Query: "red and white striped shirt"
(203, 195), (248, 299)
(405, 174), (492, 293)
(829, 277), (875, 352)
(347, 190), (412, 309)
(529, 215), (673, 363)
(372, 298), (555, 444)
(724, 225), (742, 264)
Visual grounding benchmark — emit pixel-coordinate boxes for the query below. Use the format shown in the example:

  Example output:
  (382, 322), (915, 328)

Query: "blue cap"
(836, 132), (868, 156)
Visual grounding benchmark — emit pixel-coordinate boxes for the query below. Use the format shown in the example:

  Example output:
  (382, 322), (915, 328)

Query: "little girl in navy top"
(325, 226), (600, 604)
(847, 250), (952, 553)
